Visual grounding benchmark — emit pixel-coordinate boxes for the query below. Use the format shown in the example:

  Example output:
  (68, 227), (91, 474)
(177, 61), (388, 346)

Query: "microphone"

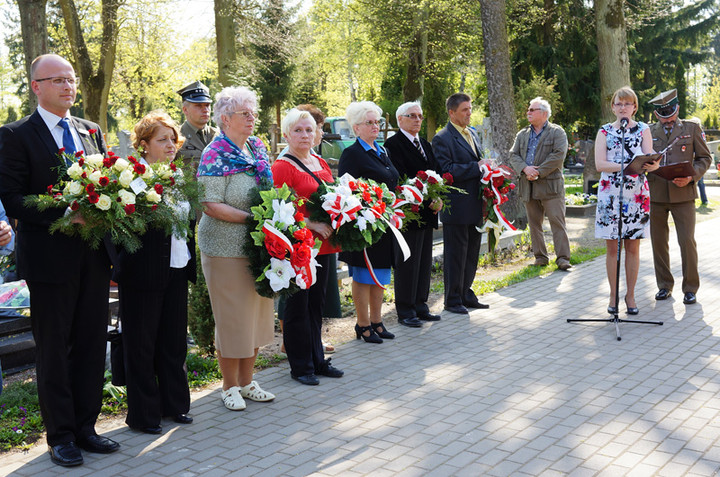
(620, 117), (629, 130)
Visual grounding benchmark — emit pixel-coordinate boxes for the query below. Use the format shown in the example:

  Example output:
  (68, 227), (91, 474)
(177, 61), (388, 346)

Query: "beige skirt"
(201, 253), (274, 359)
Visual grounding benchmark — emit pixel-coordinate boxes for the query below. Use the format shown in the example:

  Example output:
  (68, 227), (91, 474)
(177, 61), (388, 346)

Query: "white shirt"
(37, 105), (82, 152)
(400, 128), (422, 151)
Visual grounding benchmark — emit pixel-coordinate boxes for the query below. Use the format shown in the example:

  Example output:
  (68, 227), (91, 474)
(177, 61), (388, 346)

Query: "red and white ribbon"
(479, 164), (517, 233)
(322, 194), (362, 229)
(262, 221), (293, 255)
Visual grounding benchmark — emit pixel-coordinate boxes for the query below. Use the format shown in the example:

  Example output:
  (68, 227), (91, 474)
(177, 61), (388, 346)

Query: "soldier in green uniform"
(648, 88), (712, 305)
(176, 81), (218, 173)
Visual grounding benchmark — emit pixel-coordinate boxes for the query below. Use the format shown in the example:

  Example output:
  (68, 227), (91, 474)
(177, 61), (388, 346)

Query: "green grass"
(0, 381), (43, 450)
(565, 185), (583, 195)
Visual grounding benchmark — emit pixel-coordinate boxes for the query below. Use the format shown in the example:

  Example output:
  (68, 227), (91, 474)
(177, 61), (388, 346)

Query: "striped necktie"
(413, 137), (426, 160)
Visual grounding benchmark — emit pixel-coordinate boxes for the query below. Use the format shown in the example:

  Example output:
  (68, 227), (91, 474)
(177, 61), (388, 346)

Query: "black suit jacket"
(384, 132), (439, 231)
(0, 110), (115, 282)
(431, 122), (484, 225)
(338, 140), (399, 268)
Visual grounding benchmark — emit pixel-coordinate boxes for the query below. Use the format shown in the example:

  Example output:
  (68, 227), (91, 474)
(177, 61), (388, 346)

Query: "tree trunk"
(215, 0), (237, 87)
(17, 0), (49, 113)
(479, 0), (525, 228)
(59, 0), (121, 132)
(402, 7), (428, 102)
(595, 0), (630, 122)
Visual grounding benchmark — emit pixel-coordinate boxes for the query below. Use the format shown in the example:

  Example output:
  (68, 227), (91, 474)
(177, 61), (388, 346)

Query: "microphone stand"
(567, 119), (662, 340)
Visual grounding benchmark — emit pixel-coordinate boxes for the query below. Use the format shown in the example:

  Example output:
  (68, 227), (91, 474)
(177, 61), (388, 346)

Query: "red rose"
(128, 155), (138, 164)
(108, 151), (116, 157)
(59, 147), (66, 154)
(290, 243), (312, 269)
(86, 183), (95, 193)
(264, 234), (289, 259)
(169, 162), (177, 171)
(75, 151), (83, 158)
(417, 170), (428, 180)
(348, 181), (357, 190)
(293, 227), (315, 246)
(500, 187), (508, 194)
(373, 186), (383, 198)
(47, 185), (53, 194)
(103, 158), (112, 168)
(151, 204), (158, 211)
(154, 183), (163, 194)
(492, 176), (504, 188)
(88, 128), (97, 135)
(442, 172), (454, 185)
(70, 201), (79, 211)
(483, 188), (493, 197)
(411, 204), (420, 213)
(88, 192), (99, 203)
(428, 176), (439, 185)
(509, 183), (516, 190)
(134, 163), (146, 175)
(54, 192), (63, 200)
(116, 197), (122, 202)
(78, 158), (85, 167)
(124, 204), (135, 215)
(294, 211), (305, 223)
(362, 191), (371, 202)
(81, 172), (87, 179)
(500, 196), (508, 204)
(415, 179), (424, 190)
(98, 176), (110, 187)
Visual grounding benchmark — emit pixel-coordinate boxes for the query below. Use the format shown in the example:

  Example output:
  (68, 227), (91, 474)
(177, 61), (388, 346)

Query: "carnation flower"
(88, 192), (99, 204)
(154, 184), (164, 194)
(88, 128), (97, 134)
(98, 176), (110, 187)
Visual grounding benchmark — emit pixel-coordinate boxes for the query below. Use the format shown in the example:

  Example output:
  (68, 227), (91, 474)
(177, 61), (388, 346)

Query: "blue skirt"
(349, 266), (391, 285)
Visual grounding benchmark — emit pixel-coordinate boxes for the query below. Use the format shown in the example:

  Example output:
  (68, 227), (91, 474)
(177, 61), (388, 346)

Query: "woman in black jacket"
(338, 101), (399, 344)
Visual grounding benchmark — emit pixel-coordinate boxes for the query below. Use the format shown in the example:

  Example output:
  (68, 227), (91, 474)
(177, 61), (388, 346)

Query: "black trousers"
(119, 268), (190, 428)
(27, 250), (111, 446)
(283, 254), (331, 377)
(394, 227), (434, 319)
(442, 223), (482, 307)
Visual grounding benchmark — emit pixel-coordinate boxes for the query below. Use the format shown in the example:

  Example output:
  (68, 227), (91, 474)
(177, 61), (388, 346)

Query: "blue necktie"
(58, 118), (76, 164)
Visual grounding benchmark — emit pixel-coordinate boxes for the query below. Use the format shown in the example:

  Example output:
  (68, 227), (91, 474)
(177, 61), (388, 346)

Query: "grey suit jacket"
(508, 122), (568, 202)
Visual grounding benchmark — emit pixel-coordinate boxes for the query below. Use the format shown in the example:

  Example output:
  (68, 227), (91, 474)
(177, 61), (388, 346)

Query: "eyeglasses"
(613, 102), (635, 108)
(232, 110), (258, 119)
(527, 108), (543, 112)
(35, 76), (79, 86)
(362, 120), (381, 127)
(401, 114), (424, 120)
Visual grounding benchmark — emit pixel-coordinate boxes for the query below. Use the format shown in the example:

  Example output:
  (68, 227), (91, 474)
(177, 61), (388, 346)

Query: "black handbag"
(107, 318), (125, 386)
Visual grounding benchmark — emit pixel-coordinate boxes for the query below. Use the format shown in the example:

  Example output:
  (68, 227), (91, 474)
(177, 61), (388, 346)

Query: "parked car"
(318, 117), (389, 167)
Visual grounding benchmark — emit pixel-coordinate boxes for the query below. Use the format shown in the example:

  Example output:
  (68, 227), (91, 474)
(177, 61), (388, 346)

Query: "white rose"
(89, 170), (102, 185)
(95, 194), (112, 211)
(118, 189), (136, 205)
(67, 163), (83, 180)
(85, 154), (104, 168)
(145, 189), (162, 203)
(142, 167), (155, 180)
(63, 181), (83, 197)
(113, 158), (129, 172)
(119, 169), (135, 188)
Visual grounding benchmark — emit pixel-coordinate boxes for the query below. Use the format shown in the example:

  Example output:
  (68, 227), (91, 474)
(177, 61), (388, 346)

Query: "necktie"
(198, 129), (208, 147)
(462, 128), (477, 155)
(58, 118), (76, 164)
(413, 137), (426, 161)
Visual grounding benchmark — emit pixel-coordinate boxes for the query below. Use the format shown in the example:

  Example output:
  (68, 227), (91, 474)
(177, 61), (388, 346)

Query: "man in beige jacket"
(508, 97), (571, 270)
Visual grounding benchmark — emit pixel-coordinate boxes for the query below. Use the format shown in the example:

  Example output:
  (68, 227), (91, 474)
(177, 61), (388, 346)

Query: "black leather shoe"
(418, 313), (441, 322)
(131, 425), (162, 435)
(318, 359), (344, 378)
(371, 321), (395, 339)
(355, 324), (383, 343)
(624, 298), (639, 315)
(292, 374), (320, 385)
(607, 306), (618, 315)
(655, 288), (672, 300)
(398, 316), (423, 327)
(683, 292), (697, 305)
(76, 434), (120, 454)
(49, 442), (83, 467)
(463, 300), (490, 309)
(444, 304), (469, 314)
(173, 414), (193, 424)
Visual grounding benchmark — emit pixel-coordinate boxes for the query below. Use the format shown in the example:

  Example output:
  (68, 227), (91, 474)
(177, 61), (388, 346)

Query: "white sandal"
(221, 386), (246, 411)
(240, 381), (275, 402)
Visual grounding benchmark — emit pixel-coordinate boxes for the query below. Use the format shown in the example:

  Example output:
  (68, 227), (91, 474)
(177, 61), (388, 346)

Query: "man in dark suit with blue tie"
(386, 102), (442, 327)
(432, 93), (488, 315)
(0, 54), (119, 467)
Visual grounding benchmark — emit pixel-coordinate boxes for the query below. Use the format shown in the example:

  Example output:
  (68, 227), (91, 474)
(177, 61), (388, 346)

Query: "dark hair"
(296, 104), (326, 125)
(446, 93), (472, 112)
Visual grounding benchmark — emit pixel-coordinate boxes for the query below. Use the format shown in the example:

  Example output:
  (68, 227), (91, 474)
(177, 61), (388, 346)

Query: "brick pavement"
(3, 216), (720, 477)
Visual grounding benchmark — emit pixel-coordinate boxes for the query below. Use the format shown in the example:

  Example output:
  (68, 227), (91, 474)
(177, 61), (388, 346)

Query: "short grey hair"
(281, 108), (315, 136)
(213, 86), (258, 131)
(529, 97), (552, 117)
(395, 101), (423, 122)
(345, 101), (383, 128)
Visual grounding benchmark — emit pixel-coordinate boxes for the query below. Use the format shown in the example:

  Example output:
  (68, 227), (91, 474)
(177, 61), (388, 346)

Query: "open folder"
(623, 153), (661, 175)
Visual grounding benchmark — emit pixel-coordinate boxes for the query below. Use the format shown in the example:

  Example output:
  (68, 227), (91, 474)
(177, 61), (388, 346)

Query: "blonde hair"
(131, 110), (184, 154)
(611, 87), (639, 116)
(281, 109), (315, 137)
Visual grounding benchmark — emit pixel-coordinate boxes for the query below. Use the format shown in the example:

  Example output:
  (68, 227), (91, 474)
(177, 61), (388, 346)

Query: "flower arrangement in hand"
(26, 149), (200, 253)
(244, 183), (321, 298)
(394, 169), (463, 229)
(308, 173), (404, 252)
(478, 163), (517, 255)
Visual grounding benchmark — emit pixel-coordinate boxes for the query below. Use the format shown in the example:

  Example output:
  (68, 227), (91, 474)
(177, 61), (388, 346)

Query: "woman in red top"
(272, 108), (344, 385)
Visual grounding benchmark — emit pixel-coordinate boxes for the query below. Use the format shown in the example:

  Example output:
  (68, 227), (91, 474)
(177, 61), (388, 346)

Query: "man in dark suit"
(0, 54), (119, 467)
(386, 102), (442, 327)
(432, 93), (488, 315)
(508, 97), (571, 270)
(648, 88), (711, 305)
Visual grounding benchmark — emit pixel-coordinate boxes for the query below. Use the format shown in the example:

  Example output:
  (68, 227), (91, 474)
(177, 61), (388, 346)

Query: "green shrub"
(186, 352), (222, 387)
(0, 381), (43, 450)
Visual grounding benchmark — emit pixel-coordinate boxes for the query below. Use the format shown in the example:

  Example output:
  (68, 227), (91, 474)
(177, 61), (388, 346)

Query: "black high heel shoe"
(371, 322), (395, 339)
(625, 298), (639, 315)
(607, 306), (618, 315)
(355, 324), (383, 343)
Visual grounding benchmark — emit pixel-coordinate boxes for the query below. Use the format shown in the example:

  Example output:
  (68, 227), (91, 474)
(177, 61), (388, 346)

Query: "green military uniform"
(648, 89), (711, 298)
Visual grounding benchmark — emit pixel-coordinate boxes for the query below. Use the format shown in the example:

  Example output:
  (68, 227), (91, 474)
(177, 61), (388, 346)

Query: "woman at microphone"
(594, 86), (659, 315)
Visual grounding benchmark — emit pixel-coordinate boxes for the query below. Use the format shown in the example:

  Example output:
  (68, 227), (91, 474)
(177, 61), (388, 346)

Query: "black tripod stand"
(567, 118), (663, 340)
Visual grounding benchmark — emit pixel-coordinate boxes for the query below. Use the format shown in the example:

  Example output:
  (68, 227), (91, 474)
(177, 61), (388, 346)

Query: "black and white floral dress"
(594, 122), (651, 240)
